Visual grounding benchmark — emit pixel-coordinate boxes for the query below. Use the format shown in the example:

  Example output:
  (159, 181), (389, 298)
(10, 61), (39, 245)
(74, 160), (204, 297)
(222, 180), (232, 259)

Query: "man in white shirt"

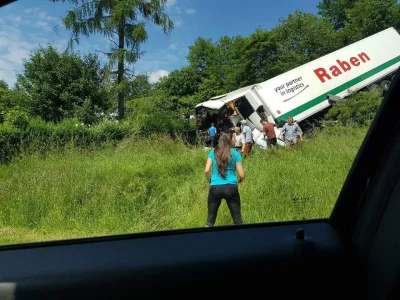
(232, 126), (243, 152)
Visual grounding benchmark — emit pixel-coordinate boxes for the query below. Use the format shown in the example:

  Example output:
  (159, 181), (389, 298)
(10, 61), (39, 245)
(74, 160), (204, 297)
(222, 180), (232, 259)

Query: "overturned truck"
(195, 27), (400, 147)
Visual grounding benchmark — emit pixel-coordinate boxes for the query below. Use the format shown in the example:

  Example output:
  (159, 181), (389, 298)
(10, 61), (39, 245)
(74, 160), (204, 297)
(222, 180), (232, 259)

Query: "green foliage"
(0, 80), (8, 90)
(187, 37), (216, 75)
(126, 96), (196, 136)
(16, 44), (110, 124)
(0, 126), (368, 244)
(0, 116), (133, 164)
(317, 0), (356, 30)
(341, 0), (400, 44)
(325, 90), (383, 126)
(50, 0), (174, 119)
(274, 11), (341, 73)
(130, 74), (153, 98)
(4, 108), (29, 130)
(241, 28), (280, 85)
(0, 85), (28, 123)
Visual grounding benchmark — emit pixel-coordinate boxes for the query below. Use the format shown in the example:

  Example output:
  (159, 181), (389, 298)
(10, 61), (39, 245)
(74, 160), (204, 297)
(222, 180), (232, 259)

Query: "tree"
(341, 0), (400, 44)
(274, 11), (340, 73)
(213, 35), (247, 91)
(186, 35), (248, 103)
(50, 0), (174, 120)
(317, 0), (357, 30)
(0, 83), (29, 124)
(153, 67), (201, 114)
(187, 37), (216, 77)
(16, 44), (110, 124)
(130, 74), (153, 99)
(0, 80), (8, 91)
(241, 28), (279, 85)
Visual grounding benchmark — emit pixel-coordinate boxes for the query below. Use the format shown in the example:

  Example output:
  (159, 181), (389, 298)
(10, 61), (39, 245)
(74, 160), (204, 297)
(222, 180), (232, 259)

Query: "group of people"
(207, 117), (303, 156)
(203, 116), (304, 227)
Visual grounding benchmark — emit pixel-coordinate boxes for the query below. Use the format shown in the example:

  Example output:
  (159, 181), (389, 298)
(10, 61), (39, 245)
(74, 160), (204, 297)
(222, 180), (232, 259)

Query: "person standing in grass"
(204, 131), (245, 227)
(208, 122), (218, 147)
(232, 126), (243, 153)
(260, 119), (277, 148)
(240, 120), (253, 158)
(279, 117), (303, 146)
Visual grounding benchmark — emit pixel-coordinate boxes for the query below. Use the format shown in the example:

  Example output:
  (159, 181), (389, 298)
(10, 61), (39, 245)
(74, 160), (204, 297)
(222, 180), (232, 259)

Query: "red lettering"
(336, 59), (351, 72)
(350, 57), (360, 66)
(358, 52), (370, 63)
(314, 68), (331, 83)
(314, 52), (370, 83)
(329, 65), (342, 77)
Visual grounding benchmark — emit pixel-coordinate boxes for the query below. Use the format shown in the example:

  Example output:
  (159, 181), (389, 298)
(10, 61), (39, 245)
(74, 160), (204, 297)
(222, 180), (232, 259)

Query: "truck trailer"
(195, 27), (400, 138)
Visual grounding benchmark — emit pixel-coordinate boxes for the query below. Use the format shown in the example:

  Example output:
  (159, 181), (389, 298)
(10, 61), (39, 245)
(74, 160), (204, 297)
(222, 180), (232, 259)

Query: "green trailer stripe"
(275, 55), (400, 123)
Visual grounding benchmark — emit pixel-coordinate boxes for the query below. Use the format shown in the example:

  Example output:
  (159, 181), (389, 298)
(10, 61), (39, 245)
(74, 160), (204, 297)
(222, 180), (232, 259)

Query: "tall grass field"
(0, 126), (368, 245)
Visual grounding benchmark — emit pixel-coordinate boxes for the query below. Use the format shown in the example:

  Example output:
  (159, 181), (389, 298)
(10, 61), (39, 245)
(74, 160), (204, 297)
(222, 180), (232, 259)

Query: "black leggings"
(206, 184), (243, 227)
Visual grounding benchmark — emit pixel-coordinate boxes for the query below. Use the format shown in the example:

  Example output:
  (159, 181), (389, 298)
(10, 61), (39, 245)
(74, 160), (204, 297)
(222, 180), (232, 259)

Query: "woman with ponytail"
(204, 131), (245, 227)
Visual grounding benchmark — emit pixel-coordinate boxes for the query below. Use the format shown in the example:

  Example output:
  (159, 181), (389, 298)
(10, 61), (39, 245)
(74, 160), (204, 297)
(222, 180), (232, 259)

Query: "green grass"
(0, 126), (368, 245)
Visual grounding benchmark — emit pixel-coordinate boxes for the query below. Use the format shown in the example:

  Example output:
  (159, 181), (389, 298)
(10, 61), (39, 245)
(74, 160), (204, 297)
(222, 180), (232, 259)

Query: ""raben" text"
(313, 52), (370, 83)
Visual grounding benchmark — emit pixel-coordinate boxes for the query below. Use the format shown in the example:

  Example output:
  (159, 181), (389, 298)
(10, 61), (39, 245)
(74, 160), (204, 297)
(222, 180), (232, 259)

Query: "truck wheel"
(380, 80), (391, 91)
(368, 83), (380, 91)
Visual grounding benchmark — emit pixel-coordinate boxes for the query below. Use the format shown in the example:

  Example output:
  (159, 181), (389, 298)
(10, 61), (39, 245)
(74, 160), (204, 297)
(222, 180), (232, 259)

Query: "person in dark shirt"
(260, 119), (277, 148)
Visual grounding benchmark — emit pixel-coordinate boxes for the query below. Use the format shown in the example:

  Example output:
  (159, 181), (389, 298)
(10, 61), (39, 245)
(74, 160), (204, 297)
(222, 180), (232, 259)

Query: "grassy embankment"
(0, 125), (368, 245)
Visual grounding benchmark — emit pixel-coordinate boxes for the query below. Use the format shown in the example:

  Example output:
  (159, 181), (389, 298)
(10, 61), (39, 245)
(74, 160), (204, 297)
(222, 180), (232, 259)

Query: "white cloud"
(33, 20), (53, 32)
(3, 47), (30, 64)
(165, 53), (178, 62)
(148, 70), (169, 83)
(10, 15), (22, 22)
(135, 57), (162, 73)
(169, 43), (177, 50)
(38, 11), (57, 22)
(174, 19), (183, 28)
(165, 0), (177, 8)
(186, 9), (196, 15)
(23, 7), (40, 14)
(0, 25), (37, 87)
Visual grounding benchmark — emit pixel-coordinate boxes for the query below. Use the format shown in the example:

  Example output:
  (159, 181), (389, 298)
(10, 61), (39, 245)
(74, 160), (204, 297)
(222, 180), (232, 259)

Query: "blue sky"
(0, 0), (320, 87)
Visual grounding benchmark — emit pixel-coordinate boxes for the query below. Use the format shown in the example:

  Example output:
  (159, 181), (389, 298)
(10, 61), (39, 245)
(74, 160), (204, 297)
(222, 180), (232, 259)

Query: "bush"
(4, 108), (29, 130)
(0, 123), (23, 163)
(126, 96), (196, 138)
(0, 92), (201, 163)
(0, 117), (134, 164)
(325, 90), (383, 126)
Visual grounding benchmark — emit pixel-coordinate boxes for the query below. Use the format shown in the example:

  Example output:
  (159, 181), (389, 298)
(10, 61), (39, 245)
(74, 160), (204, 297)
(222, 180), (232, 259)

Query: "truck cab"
(195, 85), (286, 147)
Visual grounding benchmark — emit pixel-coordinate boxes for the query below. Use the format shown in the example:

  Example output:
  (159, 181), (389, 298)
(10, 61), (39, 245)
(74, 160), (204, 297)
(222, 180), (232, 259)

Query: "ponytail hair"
(214, 131), (233, 179)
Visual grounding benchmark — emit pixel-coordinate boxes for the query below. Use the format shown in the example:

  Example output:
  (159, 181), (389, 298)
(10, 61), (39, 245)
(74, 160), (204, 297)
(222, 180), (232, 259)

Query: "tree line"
(0, 0), (399, 127)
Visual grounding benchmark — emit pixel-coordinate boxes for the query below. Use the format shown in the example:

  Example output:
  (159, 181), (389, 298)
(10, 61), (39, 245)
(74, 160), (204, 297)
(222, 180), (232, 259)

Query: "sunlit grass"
(0, 126), (368, 245)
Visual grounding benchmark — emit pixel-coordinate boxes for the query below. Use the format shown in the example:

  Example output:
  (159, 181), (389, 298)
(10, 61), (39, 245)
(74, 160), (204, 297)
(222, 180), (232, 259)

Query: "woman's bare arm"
(236, 162), (245, 183)
(204, 158), (212, 184)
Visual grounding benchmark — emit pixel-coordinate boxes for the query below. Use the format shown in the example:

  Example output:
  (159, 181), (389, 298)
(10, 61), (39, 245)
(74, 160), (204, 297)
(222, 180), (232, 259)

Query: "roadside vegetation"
(0, 125), (368, 245)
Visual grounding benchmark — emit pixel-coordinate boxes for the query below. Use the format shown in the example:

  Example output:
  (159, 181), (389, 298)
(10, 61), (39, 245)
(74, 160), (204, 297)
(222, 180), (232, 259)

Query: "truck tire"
(368, 83), (383, 96)
(368, 83), (380, 91)
(380, 80), (391, 91)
